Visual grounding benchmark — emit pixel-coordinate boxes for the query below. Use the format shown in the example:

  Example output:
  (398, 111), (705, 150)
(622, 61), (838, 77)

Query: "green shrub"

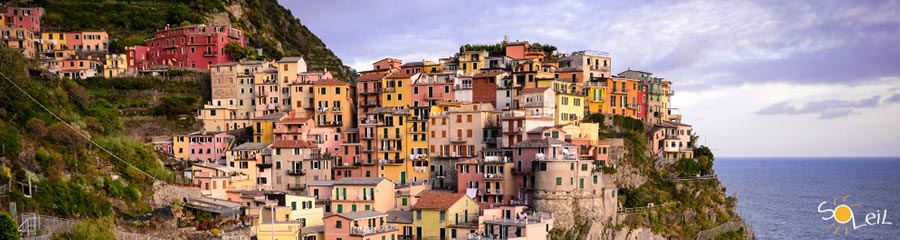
(33, 180), (112, 218)
(151, 95), (198, 119)
(0, 212), (18, 240)
(61, 216), (116, 240)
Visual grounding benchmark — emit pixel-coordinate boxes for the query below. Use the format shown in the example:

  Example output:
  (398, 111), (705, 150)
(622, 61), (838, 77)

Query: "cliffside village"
(3, 6), (696, 240)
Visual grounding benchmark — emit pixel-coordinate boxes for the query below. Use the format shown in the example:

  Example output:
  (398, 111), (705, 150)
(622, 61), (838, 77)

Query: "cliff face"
(31, 0), (354, 80)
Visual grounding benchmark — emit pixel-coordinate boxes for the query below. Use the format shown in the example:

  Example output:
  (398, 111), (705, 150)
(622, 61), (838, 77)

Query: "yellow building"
(39, 32), (67, 51)
(285, 194), (325, 227)
(331, 177), (396, 214)
(252, 112), (286, 143)
(251, 206), (303, 240)
(555, 90), (585, 125)
(458, 50), (487, 76)
(225, 142), (271, 190)
(104, 54), (127, 78)
(313, 78), (355, 131)
(584, 82), (607, 114)
(378, 72), (430, 184)
(412, 192), (480, 240)
(0, 15), (5, 26)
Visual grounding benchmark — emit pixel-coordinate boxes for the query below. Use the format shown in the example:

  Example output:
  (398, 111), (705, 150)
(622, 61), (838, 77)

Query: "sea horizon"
(715, 157), (900, 239)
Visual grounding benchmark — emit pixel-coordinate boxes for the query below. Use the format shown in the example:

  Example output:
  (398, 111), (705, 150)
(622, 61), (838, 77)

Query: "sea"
(714, 157), (900, 240)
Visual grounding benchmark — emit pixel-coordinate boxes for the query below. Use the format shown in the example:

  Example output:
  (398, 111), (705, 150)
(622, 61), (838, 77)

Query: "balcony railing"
(520, 101), (545, 108)
(203, 51), (217, 57)
(350, 224), (398, 236)
(483, 173), (504, 179)
(287, 183), (307, 190)
(286, 169), (306, 176)
(382, 87), (396, 93)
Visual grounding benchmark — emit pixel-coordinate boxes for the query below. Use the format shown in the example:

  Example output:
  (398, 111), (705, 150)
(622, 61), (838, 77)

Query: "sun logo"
(818, 194), (893, 235)
(819, 194), (861, 235)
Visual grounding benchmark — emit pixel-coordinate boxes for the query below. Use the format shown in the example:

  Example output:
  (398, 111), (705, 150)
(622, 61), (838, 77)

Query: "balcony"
(287, 183), (306, 190)
(483, 173), (504, 180)
(362, 100), (380, 107)
(317, 121), (343, 127)
(409, 154), (429, 160)
(257, 159), (273, 169)
(502, 127), (524, 135)
(626, 103), (639, 109)
(359, 88), (382, 95)
(360, 119), (387, 126)
(450, 138), (468, 144)
(361, 160), (376, 166)
(484, 189), (503, 195)
(611, 88), (627, 95)
(382, 87), (396, 93)
(286, 169), (306, 176)
(317, 107), (329, 113)
(379, 159), (405, 165)
(380, 146), (402, 152)
(350, 224), (398, 236)
(361, 133), (376, 140)
(520, 101), (545, 108)
(203, 51), (217, 57)
(333, 107), (342, 112)
(413, 166), (427, 173)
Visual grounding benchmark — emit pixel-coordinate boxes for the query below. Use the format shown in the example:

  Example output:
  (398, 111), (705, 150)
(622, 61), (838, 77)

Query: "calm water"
(714, 157), (900, 240)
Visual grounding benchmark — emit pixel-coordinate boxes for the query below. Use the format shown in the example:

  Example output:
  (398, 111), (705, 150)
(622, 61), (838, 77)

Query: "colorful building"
(456, 156), (515, 208)
(330, 177), (395, 214)
(3, 7), (43, 32)
(324, 211), (399, 240)
(1, 27), (36, 59)
(271, 139), (331, 195)
(173, 131), (235, 163)
(142, 24), (245, 69)
(411, 192), (480, 240)
(428, 102), (500, 190)
(104, 54), (127, 78)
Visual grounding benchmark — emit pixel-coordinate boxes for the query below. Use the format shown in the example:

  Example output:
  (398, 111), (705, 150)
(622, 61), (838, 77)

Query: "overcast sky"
(281, 0), (900, 157)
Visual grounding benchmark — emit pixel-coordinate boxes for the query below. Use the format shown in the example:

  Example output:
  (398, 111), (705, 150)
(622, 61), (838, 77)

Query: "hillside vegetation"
(0, 48), (169, 219)
(26, 0), (355, 80)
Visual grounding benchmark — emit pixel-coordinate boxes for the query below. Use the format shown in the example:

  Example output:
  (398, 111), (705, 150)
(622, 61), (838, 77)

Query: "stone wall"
(532, 189), (617, 228)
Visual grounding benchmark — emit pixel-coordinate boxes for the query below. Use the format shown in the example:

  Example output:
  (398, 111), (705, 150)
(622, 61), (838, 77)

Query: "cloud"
(885, 93), (900, 104)
(756, 95), (882, 119)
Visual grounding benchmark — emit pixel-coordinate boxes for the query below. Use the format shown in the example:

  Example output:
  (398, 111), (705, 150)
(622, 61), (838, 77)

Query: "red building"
(637, 84), (648, 121)
(4, 7), (43, 32)
(125, 45), (149, 71)
(142, 24), (245, 70)
(472, 71), (506, 107)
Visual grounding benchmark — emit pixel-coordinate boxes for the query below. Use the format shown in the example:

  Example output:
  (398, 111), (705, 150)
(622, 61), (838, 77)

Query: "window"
(291, 202), (297, 210)
(335, 220), (342, 228)
(416, 210), (422, 220)
(556, 177), (562, 186)
(439, 211), (446, 221)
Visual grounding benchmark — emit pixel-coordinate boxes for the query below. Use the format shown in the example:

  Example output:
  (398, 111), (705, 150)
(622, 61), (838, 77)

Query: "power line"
(0, 64), (164, 184)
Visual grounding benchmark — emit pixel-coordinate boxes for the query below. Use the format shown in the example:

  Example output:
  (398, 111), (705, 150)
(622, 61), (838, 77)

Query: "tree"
(225, 42), (252, 61)
(0, 212), (18, 240)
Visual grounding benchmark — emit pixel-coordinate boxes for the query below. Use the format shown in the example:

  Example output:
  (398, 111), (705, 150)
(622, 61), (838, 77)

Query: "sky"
(281, 0), (900, 157)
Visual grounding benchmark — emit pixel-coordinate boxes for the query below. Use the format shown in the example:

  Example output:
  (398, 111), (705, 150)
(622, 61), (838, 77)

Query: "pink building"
(4, 7), (43, 32)
(324, 211), (399, 240)
(142, 24), (245, 69)
(456, 156), (515, 208)
(174, 132), (235, 163)
(411, 72), (455, 109)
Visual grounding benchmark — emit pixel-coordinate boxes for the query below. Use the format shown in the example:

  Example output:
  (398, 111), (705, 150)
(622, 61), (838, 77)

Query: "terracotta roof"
(334, 177), (386, 186)
(333, 210), (386, 220)
(473, 71), (504, 78)
(315, 78), (350, 86)
(358, 72), (389, 81)
(511, 138), (574, 148)
(386, 72), (417, 79)
(413, 192), (467, 210)
(271, 140), (317, 149)
(520, 87), (550, 94)
(254, 112), (287, 120)
(401, 62), (424, 67)
(232, 142), (271, 151)
(280, 117), (310, 124)
(277, 57), (304, 63)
